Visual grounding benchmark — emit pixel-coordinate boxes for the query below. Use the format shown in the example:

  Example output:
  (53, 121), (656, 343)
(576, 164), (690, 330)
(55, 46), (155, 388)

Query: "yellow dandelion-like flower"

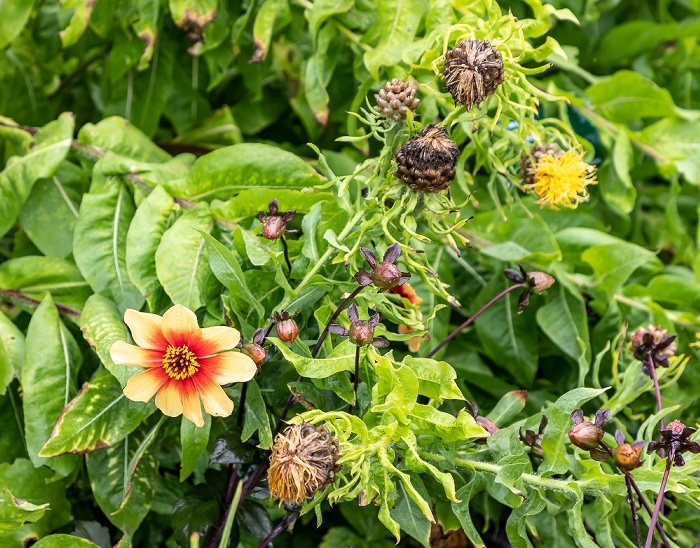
(531, 149), (597, 209)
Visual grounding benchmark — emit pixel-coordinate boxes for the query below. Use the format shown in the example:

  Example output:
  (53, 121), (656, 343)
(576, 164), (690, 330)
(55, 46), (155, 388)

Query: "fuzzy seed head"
(394, 124), (460, 193)
(268, 422), (340, 506)
(529, 148), (597, 209)
(528, 272), (555, 295)
(261, 216), (286, 240)
(373, 79), (420, 121)
(443, 39), (504, 111)
(630, 324), (677, 359)
(372, 262), (402, 290)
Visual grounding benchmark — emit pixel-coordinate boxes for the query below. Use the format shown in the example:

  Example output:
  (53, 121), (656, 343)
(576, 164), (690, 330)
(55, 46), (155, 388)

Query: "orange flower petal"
(124, 309), (168, 350)
(123, 368), (169, 403)
(110, 340), (164, 368)
(154, 380), (184, 417)
(194, 372), (234, 417)
(162, 304), (199, 347)
(189, 326), (241, 357)
(199, 352), (257, 384)
(181, 379), (204, 427)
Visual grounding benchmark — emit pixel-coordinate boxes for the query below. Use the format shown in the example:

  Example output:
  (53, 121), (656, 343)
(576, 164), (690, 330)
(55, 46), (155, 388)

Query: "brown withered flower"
(271, 310), (299, 343)
(504, 263), (555, 312)
(238, 327), (268, 367)
(328, 304), (389, 348)
(648, 420), (700, 467)
(520, 415), (548, 459)
(443, 39), (504, 111)
(355, 243), (410, 290)
(611, 429), (645, 472)
(630, 324), (677, 374)
(259, 199), (296, 240)
(568, 408), (608, 451)
(268, 421), (340, 506)
(394, 124), (460, 193)
(373, 79), (420, 121)
(520, 143), (564, 187)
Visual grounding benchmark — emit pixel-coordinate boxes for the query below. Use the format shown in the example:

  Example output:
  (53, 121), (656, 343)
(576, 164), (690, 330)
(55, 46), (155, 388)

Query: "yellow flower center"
(533, 149), (597, 209)
(162, 345), (199, 380)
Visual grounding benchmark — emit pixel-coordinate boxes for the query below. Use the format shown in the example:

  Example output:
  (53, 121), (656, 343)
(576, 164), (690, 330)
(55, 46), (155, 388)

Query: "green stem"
(218, 480), (244, 548)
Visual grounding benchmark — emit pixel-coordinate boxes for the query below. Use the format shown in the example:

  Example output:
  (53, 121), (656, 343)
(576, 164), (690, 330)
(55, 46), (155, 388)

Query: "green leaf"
(22, 294), (81, 477)
(59, 0), (97, 46)
(452, 472), (487, 548)
(73, 166), (145, 311)
(180, 414), (211, 482)
(126, 185), (174, 311)
(307, 0), (353, 33)
(0, 0), (38, 49)
(486, 390), (528, 427)
(582, 243), (655, 297)
(87, 428), (158, 537)
(0, 488), (48, 536)
(239, 228), (271, 266)
(505, 488), (546, 547)
(77, 118), (171, 163)
(409, 404), (487, 442)
(241, 379), (273, 450)
(80, 294), (134, 387)
(390, 476), (431, 547)
(538, 387), (609, 477)
(155, 204), (213, 311)
(251, 0), (292, 63)
(639, 118), (700, 185)
(0, 113), (74, 238)
(0, 311), (24, 393)
(301, 201), (324, 262)
(587, 71), (676, 124)
(212, 189), (334, 223)
(199, 231), (265, 322)
(269, 338), (357, 378)
(402, 356), (464, 400)
(32, 535), (98, 548)
(39, 367), (153, 457)
(169, 144), (323, 200)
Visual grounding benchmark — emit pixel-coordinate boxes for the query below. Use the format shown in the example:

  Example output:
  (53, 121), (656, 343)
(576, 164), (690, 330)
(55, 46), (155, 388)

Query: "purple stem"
(348, 345), (361, 415)
(237, 383), (248, 427)
(280, 235), (292, 274)
(625, 473), (642, 548)
(254, 512), (299, 548)
(0, 289), (81, 319)
(426, 283), (525, 359)
(644, 448), (675, 548)
(311, 285), (364, 358)
(647, 352), (666, 435)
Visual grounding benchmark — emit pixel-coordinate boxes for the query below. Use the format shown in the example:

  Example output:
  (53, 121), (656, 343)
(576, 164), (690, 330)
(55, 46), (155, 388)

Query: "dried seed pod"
(520, 143), (564, 186)
(443, 39), (504, 111)
(373, 78), (421, 121)
(268, 422), (340, 506)
(394, 124), (460, 193)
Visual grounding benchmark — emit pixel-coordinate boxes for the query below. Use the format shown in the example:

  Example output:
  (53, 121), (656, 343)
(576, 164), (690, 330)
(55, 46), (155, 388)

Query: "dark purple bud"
(504, 268), (525, 284)
(568, 422), (604, 451)
(674, 453), (686, 467)
(258, 211), (267, 223)
(642, 333), (654, 346)
(570, 409), (584, 425)
(281, 210), (296, 222)
(371, 337), (390, 348)
(398, 274), (411, 286)
(517, 263), (528, 281)
(348, 321), (375, 347)
(242, 343), (266, 366)
(271, 311), (282, 322)
(476, 416), (499, 435)
(633, 440), (646, 450)
(347, 304), (360, 323)
(355, 270), (373, 287)
(687, 442), (700, 454)
(268, 199), (279, 216)
(372, 262), (402, 290)
(647, 441), (662, 452)
(538, 415), (548, 435)
(654, 354), (670, 368)
(517, 288), (530, 312)
(464, 400), (478, 418)
(360, 247), (377, 269)
(595, 409), (610, 427)
(252, 328), (266, 345)
(328, 324), (348, 336)
(383, 243), (401, 264)
(656, 335), (677, 351)
(368, 313), (380, 328)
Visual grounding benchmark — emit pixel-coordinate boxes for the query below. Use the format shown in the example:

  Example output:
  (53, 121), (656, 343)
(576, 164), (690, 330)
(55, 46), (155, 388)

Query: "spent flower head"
(611, 429), (646, 472)
(272, 310), (299, 343)
(520, 415), (548, 459)
(355, 243), (410, 290)
(527, 148), (597, 209)
(647, 420), (700, 467)
(568, 408), (608, 451)
(328, 304), (389, 348)
(443, 39), (504, 111)
(238, 327), (268, 367)
(630, 324), (677, 373)
(258, 199), (296, 240)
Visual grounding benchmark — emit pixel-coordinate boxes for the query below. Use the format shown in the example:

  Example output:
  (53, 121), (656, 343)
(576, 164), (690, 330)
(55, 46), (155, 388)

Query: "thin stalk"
(236, 384), (248, 427)
(426, 283), (525, 358)
(348, 345), (361, 414)
(647, 352), (666, 436)
(645, 449), (675, 548)
(217, 480), (244, 548)
(223, 468), (238, 505)
(625, 473), (642, 548)
(311, 285), (364, 357)
(254, 512), (299, 548)
(190, 533), (200, 548)
(0, 289), (81, 319)
(280, 235), (292, 274)
(272, 376), (302, 438)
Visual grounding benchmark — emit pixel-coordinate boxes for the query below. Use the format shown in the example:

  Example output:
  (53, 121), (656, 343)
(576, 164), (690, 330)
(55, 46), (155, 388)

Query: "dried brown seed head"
(443, 39), (504, 111)
(268, 422), (340, 506)
(394, 124), (460, 193)
(373, 78), (421, 121)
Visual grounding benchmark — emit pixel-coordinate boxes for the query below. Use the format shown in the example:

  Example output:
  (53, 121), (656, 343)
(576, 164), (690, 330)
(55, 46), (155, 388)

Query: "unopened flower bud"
(277, 319), (298, 343)
(348, 321), (375, 347)
(568, 422), (604, 451)
(612, 443), (643, 472)
(261, 216), (286, 240)
(528, 272), (555, 294)
(242, 343), (266, 366)
(372, 262), (402, 290)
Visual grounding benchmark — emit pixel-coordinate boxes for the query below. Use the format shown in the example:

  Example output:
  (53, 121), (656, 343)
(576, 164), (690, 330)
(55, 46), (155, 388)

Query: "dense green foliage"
(1, 1), (700, 547)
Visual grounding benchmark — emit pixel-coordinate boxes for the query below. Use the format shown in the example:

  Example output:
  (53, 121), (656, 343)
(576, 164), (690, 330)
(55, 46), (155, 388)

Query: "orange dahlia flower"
(110, 304), (256, 427)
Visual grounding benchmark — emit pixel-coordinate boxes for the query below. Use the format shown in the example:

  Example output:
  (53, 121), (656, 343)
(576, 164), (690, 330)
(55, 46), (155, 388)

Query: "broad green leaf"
(80, 294), (134, 387)
(505, 488), (546, 547)
(539, 387), (609, 477)
(126, 185), (174, 311)
(199, 231), (265, 322)
(0, 113), (74, 238)
(0, 459), (72, 544)
(133, 0), (162, 68)
(402, 356), (464, 400)
(251, 0), (291, 63)
(212, 189), (334, 223)
(582, 243), (655, 297)
(409, 404), (487, 442)
(18, 161), (85, 258)
(180, 414), (211, 482)
(77, 117), (171, 163)
(639, 118), (700, 185)
(390, 476), (431, 547)
(22, 294), (81, 476)
(307, 0), (353, 33)
(0, 0), (38, 49)
(269, 338), (357, 378)
(33, 536), (98, 547)
(87, 428), (158, 537)
(169, 144), (323, 200)
(59, 0), (97, 46)
(241, 379), (273, 449)
(73, 167), (144, 311)
(155, 204), (212, 311)
(587, 71), (676, 123)
(39, 368), (153, 457)
(0, 311), (23, 392)
(486, 390), (528, 427)
(301, 201), (324, 262)
(0, 488), (48, 536)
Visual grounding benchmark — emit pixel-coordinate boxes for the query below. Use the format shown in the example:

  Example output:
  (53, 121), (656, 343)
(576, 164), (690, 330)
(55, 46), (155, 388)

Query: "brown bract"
(268, 422), (340, 506)
(443, 39), (504, 111)
(520, 143), (563, 186)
